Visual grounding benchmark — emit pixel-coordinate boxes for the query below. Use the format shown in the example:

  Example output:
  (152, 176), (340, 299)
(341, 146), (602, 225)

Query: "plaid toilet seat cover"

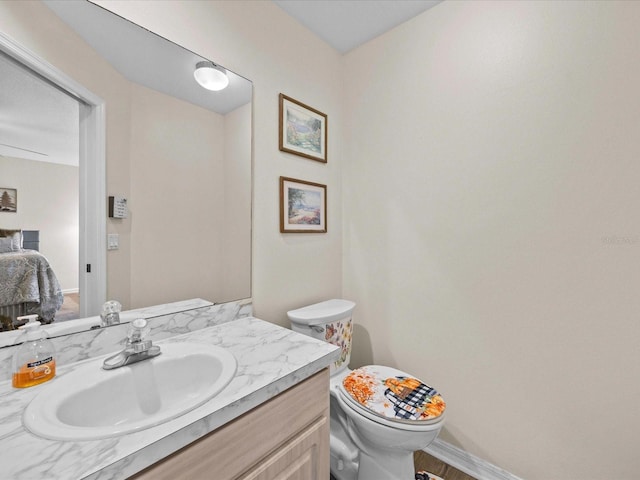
(341, 365), (446, 424)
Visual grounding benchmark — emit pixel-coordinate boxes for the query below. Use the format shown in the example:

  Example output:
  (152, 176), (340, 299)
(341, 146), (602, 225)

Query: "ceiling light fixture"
(193, 61), (229, 91)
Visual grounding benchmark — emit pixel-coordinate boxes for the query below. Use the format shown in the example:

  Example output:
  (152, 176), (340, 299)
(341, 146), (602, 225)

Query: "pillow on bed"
(0, 229), (23, 251)
(0, 237), (15, 253)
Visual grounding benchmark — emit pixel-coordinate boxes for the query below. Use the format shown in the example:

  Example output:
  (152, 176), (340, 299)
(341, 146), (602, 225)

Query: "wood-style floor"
(414, 450), (477, 480)
(329, 451), (476, 480)
(55, 292), (80, 322)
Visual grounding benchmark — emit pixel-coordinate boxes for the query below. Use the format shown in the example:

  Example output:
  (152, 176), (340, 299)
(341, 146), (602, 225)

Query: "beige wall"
(127, 84), (252, 309)
(222, 102), (252, 301)
(128, 83), (225, 308)
(343, 1), (640, 479)
(0, 157), (78, 291)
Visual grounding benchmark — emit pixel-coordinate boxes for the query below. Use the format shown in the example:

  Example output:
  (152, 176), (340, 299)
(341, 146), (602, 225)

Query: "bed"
(0, 229), (64, 330)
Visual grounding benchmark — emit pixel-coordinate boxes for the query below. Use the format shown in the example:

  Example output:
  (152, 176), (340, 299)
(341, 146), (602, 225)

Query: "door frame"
(0, 32), (107, 317)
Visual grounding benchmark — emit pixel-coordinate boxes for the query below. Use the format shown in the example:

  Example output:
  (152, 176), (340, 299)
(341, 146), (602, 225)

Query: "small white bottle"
(12, 315), (56, 388)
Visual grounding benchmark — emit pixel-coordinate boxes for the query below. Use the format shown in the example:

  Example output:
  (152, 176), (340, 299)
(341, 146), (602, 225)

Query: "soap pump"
(11, 315), (56, 388)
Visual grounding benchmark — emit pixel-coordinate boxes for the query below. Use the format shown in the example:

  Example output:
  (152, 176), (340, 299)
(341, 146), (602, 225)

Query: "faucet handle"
(100, 300), (122, 326)
(132, 318), (147, 329)
(128, 318), (150, 343)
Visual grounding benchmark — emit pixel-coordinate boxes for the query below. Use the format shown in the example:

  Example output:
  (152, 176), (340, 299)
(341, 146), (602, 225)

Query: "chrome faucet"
(103, 318), (161, 370)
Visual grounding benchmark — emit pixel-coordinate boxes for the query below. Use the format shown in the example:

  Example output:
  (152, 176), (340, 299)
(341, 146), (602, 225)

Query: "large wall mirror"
(0, 0), (252, 342)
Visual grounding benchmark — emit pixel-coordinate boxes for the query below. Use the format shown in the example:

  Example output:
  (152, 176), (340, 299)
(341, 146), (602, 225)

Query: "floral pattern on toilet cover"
(324, 318), (352, 371)
(342, 365), (445, 422)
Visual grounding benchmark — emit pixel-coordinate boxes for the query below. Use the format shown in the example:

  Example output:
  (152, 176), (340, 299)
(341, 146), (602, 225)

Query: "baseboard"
(62, 288), (79, 295)
(424, 439), (523, 480)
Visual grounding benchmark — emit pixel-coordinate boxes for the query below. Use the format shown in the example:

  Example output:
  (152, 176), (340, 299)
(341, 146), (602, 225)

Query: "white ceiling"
(273, 0), (442, 53)
(0, 0), (442, 166)
(0, 51), (80, 166)
(43, 0), (252, 115)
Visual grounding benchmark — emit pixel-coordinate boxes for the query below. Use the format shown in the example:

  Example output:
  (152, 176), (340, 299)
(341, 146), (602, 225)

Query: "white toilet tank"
(287, 299), (355, 375)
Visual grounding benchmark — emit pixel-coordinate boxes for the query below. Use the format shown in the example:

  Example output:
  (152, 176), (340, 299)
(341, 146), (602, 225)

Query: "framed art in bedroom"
(0, 188), (17, 213)
(279, 176), (327, 233)
(279, 94), (327, 163)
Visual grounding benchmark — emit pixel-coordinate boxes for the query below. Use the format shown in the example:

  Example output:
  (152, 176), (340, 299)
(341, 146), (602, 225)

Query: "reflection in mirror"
(0, 0), (252, 344)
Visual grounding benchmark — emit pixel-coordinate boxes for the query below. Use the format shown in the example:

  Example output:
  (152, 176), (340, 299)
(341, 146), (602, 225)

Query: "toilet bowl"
(288, 300), (446, 480)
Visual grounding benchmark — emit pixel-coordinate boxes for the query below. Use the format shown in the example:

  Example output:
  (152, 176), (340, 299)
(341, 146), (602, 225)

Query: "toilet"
(287, 299), (446, 480)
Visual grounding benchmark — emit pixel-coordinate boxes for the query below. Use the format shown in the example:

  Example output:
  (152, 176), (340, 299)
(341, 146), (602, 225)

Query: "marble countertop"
(0, 317), (339, 479)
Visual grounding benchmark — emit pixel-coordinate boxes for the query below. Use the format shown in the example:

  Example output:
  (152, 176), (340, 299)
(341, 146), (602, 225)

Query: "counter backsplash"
(0, 298), (252, 382)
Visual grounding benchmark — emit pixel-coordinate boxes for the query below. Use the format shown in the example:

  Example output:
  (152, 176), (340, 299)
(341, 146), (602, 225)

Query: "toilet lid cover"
(340, 365), (446, 424)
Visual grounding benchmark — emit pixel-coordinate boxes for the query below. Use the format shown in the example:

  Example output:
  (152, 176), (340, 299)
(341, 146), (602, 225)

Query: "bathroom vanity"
(133, 370), (329, 479)
(0, 313), (339, 479)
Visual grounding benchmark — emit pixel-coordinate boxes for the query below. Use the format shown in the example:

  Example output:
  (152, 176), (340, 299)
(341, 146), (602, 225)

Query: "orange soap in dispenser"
(12, 315), (56, 388)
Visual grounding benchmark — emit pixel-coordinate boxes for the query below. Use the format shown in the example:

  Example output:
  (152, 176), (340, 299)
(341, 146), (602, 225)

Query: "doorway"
(0, 32), (106, 318)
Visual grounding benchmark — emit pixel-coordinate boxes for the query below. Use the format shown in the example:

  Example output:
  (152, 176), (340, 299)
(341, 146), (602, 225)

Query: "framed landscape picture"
(279, 94), (327, 163)
(280, 176), (327, 233)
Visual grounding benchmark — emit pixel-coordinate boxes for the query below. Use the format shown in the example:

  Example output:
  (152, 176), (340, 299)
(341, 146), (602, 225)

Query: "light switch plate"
(107, 233), (119, 250)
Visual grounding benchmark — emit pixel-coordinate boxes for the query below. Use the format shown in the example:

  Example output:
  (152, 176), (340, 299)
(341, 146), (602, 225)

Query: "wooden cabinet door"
(239, 415), (329, 480)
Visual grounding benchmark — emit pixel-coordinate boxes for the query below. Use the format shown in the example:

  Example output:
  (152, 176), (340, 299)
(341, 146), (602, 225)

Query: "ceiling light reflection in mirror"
(43, 0), (253, 306)
(0, 0), (252, 344)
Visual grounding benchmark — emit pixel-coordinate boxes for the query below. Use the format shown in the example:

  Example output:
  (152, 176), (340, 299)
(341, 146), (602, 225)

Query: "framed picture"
(280, 176), (327, 233)
(0, 188), (17, 213)
(279, 93), (327, 163)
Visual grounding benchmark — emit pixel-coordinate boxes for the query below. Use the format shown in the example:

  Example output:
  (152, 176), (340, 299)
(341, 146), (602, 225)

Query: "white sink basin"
(23, 342), (237, 441)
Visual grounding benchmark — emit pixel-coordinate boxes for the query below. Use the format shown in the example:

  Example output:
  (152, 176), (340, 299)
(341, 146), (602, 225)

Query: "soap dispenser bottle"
(12, 315), (56, 388)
